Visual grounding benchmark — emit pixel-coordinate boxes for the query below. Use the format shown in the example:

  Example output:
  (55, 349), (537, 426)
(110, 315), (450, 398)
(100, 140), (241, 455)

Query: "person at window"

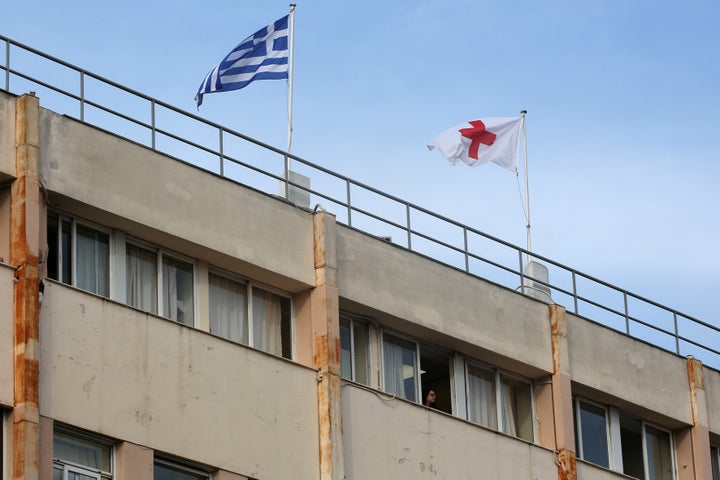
(423, 389), (437, 408)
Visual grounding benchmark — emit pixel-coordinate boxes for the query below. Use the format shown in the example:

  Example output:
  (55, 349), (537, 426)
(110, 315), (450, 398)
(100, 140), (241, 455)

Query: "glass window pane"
(382, 334), (417, 402)
(340, 316), (352, 380)
(499, 375), (533, 441)
(620, 415), (645, 480)
(645, 426), (673, 480)
(252, 287), (283, 355)
(209, 273), (247, 343)
(467, 365), (497, 429)
(162, 256), (194, 326)
(352, 322), (370, 385)
(711, 445), (719, 480)
(47, 214), (59, 281)
(154, 462), (208, 480)
(53, 432), (110, 471)
(76, 225), (109, 297)
(126, 244), (157, 313)
(61, 219), (72, 285)
(578, 401), (609, 467)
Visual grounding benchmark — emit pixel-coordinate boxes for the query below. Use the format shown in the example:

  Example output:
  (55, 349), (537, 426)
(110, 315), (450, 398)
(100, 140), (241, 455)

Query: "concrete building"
(1, 61), (719, 479)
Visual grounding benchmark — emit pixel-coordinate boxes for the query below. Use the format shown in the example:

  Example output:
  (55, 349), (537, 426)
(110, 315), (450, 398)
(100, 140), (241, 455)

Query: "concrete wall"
(706, 367), (720, 435)
(0, 263), (14, 407)
(39, 282), (321, 480)
(341, 383), (558, 479)
(0, 92), (16, 182)
(577, 460), (630, 480)
(37, 107), (315, 293)
(567, 312), (692, 425)
(336, 226), (553, 374)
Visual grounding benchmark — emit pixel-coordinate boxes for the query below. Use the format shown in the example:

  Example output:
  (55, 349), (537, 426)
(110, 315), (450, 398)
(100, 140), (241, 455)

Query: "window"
(126, 242), (195, 326)
(154, 459), (209, 480)
(574, 398), (675, 480)
(381, 332), (452, 413)
(339, 314), (370, 384)
(711, 444), (719, 480)
(47, 212), (110, 298)
(574, 399), (610, 468)
(209, 271), (292, 358)
(52, 429), (112, 480)
(465, 362), (533, 441)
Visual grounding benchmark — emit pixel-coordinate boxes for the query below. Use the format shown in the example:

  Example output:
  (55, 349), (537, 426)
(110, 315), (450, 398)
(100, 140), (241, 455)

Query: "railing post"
(463, 227), (469, 273)
(219, 127), (224, 177)
(150, 100), (156, 150)
(571, 271), (578, 314)
(406, 203), (412, 250)
(673, 312), (680, 355)
(346, 180), (352, 227)
(623, 292), (630, 335)
(80, 71), (85, 122)
(4, 39), (9, 91)
(518, 251), (525, 295)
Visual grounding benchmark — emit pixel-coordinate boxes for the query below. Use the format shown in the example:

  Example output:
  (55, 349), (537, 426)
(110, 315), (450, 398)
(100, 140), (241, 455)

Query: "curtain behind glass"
(340, 316), (352, 379)
(645, 426), (673, 480)
(209, 274), (247, 344)
(382, 334), (416, 402)
(126, 244), (157, 313)
(76, 225), (109, 297)
(162, 256), (194, 326)
(252, 288), (282, 355)
(53, 432), (110, 471)
(467, 365), (497, 429)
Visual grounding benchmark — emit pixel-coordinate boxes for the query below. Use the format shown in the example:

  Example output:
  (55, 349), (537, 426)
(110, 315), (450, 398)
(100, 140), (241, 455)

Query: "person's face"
(426, 390), (436, 404)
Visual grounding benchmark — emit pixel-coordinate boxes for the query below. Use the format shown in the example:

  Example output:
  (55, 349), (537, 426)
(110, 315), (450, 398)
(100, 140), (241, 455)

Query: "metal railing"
(2, 34), (718, 369)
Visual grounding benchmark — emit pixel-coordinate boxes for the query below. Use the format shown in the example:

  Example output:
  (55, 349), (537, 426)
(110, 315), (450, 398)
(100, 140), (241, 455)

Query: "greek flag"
(195, 15), (289, 107)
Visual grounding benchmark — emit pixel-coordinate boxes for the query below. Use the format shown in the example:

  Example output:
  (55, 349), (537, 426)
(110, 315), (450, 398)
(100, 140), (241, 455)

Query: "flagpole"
(521, 109), (531, 261)
(285, 3), (296, 177)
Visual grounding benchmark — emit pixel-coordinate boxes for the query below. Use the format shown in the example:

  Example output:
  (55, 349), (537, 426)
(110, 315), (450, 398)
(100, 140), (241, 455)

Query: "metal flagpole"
(285, 3), (296, 176)
(521, 109), (531, 261)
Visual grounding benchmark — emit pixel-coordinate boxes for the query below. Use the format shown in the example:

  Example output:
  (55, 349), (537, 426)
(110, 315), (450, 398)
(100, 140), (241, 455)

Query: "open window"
(574, 397), (675, 480)
(381, 331), (452, 414)
(339, 313), (370, 385)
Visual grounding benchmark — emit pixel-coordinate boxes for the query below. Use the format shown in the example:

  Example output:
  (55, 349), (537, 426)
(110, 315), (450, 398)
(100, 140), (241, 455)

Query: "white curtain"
(209, 274), (247, 343)
(162, 257), (194, 326)
(126, 244), (157, 313)
(382, 335), (416, 401)
(252, 288), (282, 355)
(467, 365), (497, 429)
(500, 378), (517, 436)
(76, 225), (109, 297)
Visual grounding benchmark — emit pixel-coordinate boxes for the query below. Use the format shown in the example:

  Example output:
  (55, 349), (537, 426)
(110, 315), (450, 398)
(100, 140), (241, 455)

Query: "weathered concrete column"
(309, 211), (344, 480)
(549, 304), (576, 480)
(11, 93), (41, 480)
(115, 442), (153, 480)
(675, 357), (712, 480)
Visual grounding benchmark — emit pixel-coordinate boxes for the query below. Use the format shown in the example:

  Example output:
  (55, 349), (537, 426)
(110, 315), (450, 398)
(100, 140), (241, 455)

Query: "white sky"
(3, 1), (718, 349)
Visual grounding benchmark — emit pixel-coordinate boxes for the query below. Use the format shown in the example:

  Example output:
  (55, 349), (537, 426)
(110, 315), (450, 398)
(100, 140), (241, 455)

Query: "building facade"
(1, 90), (719, 480)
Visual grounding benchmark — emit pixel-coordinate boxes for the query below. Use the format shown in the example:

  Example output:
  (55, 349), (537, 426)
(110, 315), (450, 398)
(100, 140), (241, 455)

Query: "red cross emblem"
(459, 120), (497, 159)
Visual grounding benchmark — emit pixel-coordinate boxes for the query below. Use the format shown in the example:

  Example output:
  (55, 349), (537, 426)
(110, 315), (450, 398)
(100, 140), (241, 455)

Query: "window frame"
(339, 313), (371, 384)
(47, 211), (113, 298)
(153, 458), (210, 480)
(464, 359), (535, 442)
(52, 427), (113, 480)
(208, 267), (294, 359)
(711, 443), (719, 480)
(574, 397), (611, 468)
(125, 237), (198, 326)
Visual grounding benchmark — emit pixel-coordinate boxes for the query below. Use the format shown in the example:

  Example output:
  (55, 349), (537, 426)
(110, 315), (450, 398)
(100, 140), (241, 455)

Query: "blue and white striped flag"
(195, 15), (289, 107)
